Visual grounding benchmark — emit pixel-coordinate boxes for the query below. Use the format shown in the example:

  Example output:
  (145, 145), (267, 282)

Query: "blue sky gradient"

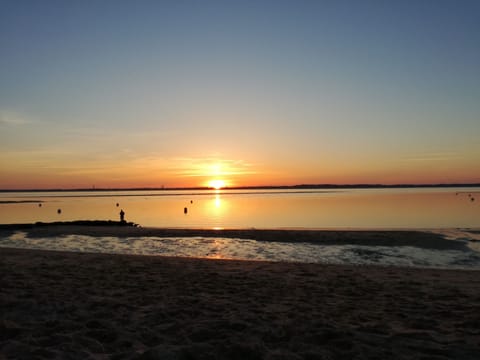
(1, 0), (479, 188)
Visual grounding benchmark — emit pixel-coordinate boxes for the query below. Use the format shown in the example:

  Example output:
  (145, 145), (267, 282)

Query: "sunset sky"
(1, 0), (479, 189)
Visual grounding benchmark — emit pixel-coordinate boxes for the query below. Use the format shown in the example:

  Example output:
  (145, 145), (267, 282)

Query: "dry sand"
(2, 247), (480, 359)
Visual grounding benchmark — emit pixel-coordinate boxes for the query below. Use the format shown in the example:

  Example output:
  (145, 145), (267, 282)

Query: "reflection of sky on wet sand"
(1, 231), (480, 269)
(0, 188), (479, 229)
(433, 229), (480, 253)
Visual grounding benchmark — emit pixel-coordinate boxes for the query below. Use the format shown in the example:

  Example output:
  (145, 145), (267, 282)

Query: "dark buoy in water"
(116, 203), (119, 207)
(190, 200), (193, 204)
(57, 208), (62, 214)
(38, 203), (42, 207)
(184, 207), (188, 214)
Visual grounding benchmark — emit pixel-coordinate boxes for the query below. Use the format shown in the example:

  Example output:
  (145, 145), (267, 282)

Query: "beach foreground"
(1, 248), (480, 359)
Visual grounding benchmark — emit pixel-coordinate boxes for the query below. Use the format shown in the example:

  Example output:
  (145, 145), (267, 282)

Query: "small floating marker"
(190, 200), (193, 204)
(184, 207), (188, 214)
(116, 203), (119, 207)
(471, 198), (475, 202)
(57, 208), (62, 214)
(38, 203), (42, 207)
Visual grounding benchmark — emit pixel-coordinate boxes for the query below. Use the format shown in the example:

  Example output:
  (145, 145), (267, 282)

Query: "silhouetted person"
(120, 209), (125, 223)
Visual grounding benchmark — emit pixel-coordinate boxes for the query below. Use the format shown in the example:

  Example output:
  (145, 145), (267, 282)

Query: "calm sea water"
(0, 187), (479, 229)
(2, 188), (480, 268)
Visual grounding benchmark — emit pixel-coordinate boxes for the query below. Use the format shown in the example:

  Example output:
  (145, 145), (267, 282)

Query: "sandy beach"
(2, 244), (480, 359)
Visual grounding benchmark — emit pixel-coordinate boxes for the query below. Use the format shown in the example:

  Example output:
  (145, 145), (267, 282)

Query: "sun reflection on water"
(1, 188), (479, 228)
(199, 191), (230, 229)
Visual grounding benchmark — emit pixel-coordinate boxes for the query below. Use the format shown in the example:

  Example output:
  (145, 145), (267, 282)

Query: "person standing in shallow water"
(120, 209), (125, 223)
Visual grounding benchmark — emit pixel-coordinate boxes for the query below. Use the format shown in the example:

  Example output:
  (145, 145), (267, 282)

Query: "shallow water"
(1, 187), (479, 229)
(2, 231), (480, 269)
(2, 188), (480, 268)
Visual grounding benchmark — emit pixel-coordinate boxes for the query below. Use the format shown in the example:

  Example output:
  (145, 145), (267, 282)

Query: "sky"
(1, 0), (479, 189)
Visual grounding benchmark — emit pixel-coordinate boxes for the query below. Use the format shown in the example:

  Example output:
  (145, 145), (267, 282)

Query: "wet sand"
(0, 222), (471, 250)
(2, 247), (480, 359)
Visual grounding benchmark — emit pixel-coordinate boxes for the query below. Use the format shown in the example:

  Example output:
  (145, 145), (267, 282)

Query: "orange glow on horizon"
(0, 153), (479, 190)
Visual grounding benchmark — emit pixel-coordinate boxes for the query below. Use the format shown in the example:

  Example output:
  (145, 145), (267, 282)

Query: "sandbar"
(0, 221), (472, 250)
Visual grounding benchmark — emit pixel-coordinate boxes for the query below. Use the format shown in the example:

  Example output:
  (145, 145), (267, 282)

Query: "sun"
(208, 179), (226, 189)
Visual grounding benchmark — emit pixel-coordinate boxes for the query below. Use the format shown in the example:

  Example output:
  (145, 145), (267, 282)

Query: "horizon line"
(1, 183), (479, 192)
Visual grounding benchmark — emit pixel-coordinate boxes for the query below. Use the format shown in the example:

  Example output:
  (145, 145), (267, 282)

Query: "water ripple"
(1, 231), (480, 270)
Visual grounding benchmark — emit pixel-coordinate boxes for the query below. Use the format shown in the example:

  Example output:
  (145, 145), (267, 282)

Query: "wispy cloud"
(0, 110), (34, 126)
(400, 152), (460, 162)
(29, 154), (257, 179)
(169, 157), (257, 177)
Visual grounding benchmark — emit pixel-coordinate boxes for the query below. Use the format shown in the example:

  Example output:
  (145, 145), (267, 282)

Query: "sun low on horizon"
(203, 163), (230, 189)
(207, 179), (226, 190)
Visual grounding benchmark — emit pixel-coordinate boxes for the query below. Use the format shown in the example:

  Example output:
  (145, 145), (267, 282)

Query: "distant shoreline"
(1, 183), (479, 192)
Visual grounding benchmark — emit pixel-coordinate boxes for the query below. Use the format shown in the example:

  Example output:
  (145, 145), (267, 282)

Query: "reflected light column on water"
(205, 238), (226, 259)
(210, 190), (225, 230)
